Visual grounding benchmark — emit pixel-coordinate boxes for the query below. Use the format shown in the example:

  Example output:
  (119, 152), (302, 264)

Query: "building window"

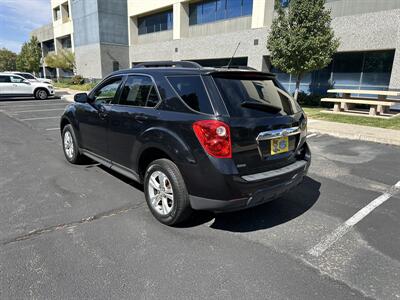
(113, 61), (120, 72)
(44, 40), (55, 52)
(60, 36), (72, 49)
(53, 6), (61, 21)
(272, 50), (395, 95)
(189, 0), (253, 26)
(138, 10), (173, 35)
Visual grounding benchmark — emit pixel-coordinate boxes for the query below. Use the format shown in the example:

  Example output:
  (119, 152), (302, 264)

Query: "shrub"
(297, 92), (331, 108)
(71, 75), (84, 85)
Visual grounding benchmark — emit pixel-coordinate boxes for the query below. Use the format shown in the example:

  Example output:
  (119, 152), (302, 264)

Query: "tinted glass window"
(273, 50), (395, 94)
(10, 76), (25, 83)
(362, 51), (395, 87)
(189, 0), (253, 25)
(113, 61), (120, 72)
(168, 76), (214, 114)
(18, 73), (35, 79)
(93, 78), (122, 104)
(119, 76), (159, 107)
(138, 10), (173, 35)
(213, 77), (300, 117)
(0, 76), (11, 83)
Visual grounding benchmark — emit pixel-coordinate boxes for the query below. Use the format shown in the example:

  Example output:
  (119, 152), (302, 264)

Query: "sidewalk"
(308, 119), (400, 146)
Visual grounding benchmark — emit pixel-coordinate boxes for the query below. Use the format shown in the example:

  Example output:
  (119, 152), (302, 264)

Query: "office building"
(31, 0), (129, 79)
(127, 0), (400, 93)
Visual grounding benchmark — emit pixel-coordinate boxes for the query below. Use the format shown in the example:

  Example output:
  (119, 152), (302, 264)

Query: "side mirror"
(74, 93), (89, 103)
(23, 80), (31, 85)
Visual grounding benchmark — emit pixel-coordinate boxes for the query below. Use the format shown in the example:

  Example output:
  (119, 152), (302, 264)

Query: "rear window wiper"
(240, 101), (282, 113)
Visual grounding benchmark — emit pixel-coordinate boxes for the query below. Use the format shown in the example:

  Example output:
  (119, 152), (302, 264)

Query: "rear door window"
(119, 75), (160, 107)
(213, 77), (300, 118)
(0, 76), (11, 83)
(168, 76), (214, 114)
(10, 76), (25, 83)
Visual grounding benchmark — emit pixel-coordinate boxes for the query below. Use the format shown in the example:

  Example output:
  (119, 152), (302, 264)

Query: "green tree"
(267, 0), (340, 100)
(0, 48), (17, 71)
(16, 36), (42, 73)
(45, 50), (76, 75)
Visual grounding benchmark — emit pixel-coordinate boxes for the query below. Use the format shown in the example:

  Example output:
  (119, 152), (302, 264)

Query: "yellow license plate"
(271, 136), (289, 155)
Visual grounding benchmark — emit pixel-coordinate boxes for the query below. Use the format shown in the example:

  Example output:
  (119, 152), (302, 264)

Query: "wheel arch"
(60, 111), (83, 148)
(33, 87), (49, 96)
(137, 127), (197, 180)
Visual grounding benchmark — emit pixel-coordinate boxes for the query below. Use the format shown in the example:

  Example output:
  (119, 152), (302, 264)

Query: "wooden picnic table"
(323, 89), (400, 116)
(327, 89), (400, 98)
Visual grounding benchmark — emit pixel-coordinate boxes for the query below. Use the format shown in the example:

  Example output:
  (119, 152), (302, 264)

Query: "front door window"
(93, 78), (122, 105)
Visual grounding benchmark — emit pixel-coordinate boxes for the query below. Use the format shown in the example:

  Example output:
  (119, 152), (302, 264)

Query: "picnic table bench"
(321, 89), (400, 116)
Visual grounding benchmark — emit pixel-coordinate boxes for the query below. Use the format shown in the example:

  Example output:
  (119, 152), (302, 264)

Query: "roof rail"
(220, 65), (257, 71)
(133, 61), (202, 69)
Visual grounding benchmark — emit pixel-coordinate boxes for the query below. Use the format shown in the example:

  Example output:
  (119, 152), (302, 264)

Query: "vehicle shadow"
(90, 163), (144, 192)
(85, 161), (320, 232)
(182, 176), (321, 232)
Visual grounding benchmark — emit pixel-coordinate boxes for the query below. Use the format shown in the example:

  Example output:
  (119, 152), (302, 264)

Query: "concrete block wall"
(70, 0), (129, 78)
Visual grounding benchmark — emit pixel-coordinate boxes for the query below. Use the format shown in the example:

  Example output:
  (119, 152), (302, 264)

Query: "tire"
(144, 159), (192, 226)
(34, 88), (48, 100)
(62, 124), (85, 164)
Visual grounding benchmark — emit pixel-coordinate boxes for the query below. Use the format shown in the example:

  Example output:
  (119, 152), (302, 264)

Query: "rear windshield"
(167, 76), (214, 114)
(213, 77), (301, 118)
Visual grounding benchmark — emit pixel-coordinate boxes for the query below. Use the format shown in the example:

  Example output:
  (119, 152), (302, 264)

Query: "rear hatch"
(211, 72), (306, 176)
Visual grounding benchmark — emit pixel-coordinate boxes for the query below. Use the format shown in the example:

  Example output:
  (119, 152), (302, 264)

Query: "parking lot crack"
(0, 202), (144, 247)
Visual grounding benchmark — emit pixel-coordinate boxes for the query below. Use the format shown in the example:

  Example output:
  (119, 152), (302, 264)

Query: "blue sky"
(0, 0), (51, 53)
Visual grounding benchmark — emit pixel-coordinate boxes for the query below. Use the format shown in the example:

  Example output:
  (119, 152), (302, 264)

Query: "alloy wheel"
(64, 131), (74, 159)
(148, 170), (174, 215)
(38, 90), (47, 100)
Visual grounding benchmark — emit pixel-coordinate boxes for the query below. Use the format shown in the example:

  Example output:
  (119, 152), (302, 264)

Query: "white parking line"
(0, 100), (62, 105)
(0, 103), (67, 109)
(45, 128), (60, 131)
(20, 116), (60, 121)
(308, 181), (400, 257)
(10, 108), (65, 114)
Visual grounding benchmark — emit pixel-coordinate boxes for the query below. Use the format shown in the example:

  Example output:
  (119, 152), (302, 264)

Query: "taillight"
(193, 120), (232, 159)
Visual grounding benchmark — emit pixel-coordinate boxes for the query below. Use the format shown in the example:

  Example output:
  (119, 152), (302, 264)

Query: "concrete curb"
(56, 88), (89, 103)
(61, 94), (75, 102)
(308, 119), (400, 146)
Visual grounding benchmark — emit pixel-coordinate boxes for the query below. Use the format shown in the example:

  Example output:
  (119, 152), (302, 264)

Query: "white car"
(0, 73), (55, 100)
(5, 71), (53, 84)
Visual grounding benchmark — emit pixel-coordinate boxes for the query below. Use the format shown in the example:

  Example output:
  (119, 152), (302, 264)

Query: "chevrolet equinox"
(60, 61), (311, 225)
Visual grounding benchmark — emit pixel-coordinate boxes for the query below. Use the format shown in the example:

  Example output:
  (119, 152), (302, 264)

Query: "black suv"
(60, 61), (311, 225)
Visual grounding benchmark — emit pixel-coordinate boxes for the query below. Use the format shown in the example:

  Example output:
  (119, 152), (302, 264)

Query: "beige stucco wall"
(128, 0), (183, 17)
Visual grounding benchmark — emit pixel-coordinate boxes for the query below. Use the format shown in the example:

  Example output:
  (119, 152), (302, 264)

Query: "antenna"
(226, 42), (241, 69)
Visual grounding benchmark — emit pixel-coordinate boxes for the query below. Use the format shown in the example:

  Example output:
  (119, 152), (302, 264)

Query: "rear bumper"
(187, 140), (311, 212)
(189, 162), (308, 212)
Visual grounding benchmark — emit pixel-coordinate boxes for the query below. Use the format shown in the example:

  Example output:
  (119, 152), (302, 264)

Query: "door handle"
(98, 107), (108, 119)
(134, 114), (148, 121)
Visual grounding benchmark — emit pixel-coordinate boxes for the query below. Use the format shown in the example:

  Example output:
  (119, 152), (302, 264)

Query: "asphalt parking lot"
(0, 97), (399, 299)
